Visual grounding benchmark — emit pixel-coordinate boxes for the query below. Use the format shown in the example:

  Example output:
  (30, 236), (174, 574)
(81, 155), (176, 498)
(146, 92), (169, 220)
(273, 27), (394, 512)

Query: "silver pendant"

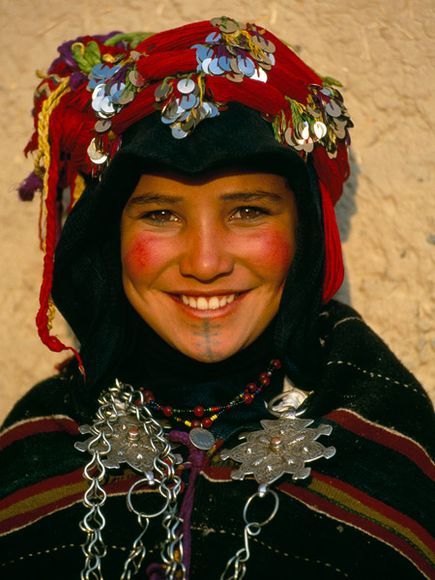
(221, 393), (335, 485)
(75, 414), (162, 474)
(189, 427), (216, 450)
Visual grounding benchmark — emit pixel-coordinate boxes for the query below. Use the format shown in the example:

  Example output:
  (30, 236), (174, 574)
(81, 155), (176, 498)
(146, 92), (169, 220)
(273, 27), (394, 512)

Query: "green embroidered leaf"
(104, 32), (154, 49)
(71, 41), (102, 73)
(321, 75), (343, 88)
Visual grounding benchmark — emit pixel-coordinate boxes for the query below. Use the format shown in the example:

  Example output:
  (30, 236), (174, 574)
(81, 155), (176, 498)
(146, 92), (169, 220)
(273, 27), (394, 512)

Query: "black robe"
(0, 301), (434, 579)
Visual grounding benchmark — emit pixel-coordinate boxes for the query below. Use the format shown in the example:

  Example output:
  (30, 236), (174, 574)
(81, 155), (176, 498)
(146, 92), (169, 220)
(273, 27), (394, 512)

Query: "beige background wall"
(1, 0), (434, 422)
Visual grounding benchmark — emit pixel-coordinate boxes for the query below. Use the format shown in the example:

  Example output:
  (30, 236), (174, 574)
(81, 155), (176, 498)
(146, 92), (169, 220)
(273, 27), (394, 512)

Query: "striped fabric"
(0, 415), (152, 537)
(1, 305), (434, 577)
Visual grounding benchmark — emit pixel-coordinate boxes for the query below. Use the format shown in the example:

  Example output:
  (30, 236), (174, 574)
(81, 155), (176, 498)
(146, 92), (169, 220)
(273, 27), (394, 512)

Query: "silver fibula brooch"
(75, 413), (163, 473)
(221, 393), (336, 485)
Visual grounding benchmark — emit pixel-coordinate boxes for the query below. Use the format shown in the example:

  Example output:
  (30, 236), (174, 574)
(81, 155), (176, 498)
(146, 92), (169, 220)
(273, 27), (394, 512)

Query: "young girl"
(1, 17), (433, 579)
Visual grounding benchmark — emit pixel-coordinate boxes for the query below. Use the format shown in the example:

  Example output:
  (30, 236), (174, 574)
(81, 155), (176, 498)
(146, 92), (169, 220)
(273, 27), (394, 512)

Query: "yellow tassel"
(47, 299), (56, 331)
(72, 173), (86, 207)
(35, 78), (71, 252)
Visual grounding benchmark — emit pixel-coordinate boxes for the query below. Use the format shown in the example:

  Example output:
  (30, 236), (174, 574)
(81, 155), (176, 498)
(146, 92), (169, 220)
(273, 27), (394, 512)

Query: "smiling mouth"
(169, 292), (248, 312)
(181, 294), (236, 310)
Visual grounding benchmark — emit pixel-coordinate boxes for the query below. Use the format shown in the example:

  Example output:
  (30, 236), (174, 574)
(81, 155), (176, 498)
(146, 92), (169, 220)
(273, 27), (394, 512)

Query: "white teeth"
(209, 297), (220, 310)
(197, 297), (208, 310)
(180, 294), (236, 310)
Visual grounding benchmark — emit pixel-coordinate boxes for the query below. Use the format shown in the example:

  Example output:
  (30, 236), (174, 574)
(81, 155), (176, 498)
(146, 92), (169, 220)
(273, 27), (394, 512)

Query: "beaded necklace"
(141, 358), (281, 449)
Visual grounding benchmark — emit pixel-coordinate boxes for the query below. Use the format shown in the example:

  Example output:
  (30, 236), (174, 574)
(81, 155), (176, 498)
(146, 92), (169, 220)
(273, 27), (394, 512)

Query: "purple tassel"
(146, 563), (167, 579)
(18, 171), (43, 201)
(146, 431), (207, 579)
(169, 431), (207, 578)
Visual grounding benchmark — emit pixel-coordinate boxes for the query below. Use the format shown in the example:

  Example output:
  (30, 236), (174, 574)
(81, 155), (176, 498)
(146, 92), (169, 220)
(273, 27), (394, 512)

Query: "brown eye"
(142, 210), (180, 224)
(230, 207), (270, 221)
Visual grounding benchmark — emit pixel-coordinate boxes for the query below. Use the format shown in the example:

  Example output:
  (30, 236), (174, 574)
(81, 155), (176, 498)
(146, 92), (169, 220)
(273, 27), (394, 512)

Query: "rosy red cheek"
(246, 230), (295, 273)
(123, 234), (169, 275)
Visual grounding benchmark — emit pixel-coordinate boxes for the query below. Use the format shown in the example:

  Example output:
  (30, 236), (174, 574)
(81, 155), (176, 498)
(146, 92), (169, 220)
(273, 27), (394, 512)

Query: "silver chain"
(221, 486), (280, 580)
(78, 381), (184, 579)
(160, 504), (186, 578)
(80, 388), (120, 579)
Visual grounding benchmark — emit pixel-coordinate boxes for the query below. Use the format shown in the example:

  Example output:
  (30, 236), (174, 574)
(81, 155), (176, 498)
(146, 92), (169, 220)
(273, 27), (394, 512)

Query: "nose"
(179, 220), (234, 282)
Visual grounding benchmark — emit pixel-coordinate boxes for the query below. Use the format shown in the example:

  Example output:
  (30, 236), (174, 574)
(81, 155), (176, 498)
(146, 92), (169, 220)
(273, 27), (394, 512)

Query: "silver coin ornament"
(171, 123), (189, 140)
(210, 16), (239, 34)
(189, 427), (216, 450)
(155, 16), (278, 138)
(177, 78), (196, 94)
(87, 138), (108, 165)
(193, 17), (276, 85)
(95, 119), (112, 133)
(156, 73), (220, 139)
(84, 16), (352, 167)
(154, 82), (173, 102)
(221, 394), (335, 485)
(276, 82), (352, 158)
(128, 69), (145, 88)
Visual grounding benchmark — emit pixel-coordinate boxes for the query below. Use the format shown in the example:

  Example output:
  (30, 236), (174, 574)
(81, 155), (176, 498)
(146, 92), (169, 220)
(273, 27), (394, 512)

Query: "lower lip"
(168, 292), (250, 318)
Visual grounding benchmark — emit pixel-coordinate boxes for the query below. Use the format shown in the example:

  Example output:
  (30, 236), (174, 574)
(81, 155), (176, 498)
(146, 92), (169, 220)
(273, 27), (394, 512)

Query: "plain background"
(1, 0), (434, 421)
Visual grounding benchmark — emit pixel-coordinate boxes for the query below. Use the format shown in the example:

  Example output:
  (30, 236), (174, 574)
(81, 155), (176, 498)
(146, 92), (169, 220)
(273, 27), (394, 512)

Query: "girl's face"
(121, 169), (297, 362)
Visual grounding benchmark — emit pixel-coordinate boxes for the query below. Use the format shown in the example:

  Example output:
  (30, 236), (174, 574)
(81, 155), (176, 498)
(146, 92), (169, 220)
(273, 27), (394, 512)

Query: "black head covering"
(52, 104), (324, 394)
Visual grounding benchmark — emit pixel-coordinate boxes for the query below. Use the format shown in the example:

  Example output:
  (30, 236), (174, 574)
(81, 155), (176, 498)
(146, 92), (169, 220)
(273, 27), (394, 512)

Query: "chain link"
(160, 503), (186, 579)
(221, 488), (279, 580)
(120, 516), (149, 580)
(80, 390), (120, 579)
(78, 381), (185, 580)
(145, 403), (185, 580)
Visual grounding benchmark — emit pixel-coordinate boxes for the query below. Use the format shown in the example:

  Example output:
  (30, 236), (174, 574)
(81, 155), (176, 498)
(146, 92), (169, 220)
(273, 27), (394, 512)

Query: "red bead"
(143, 390), (155, 402)
(247, 382), (257, 393)
(271, 359), (281, 369)
(226, 404), (232, 411)
(202, 417), (213, 428)
(192, 419), (201, 428)
(162, 406), (173, 417)
(193, 405), (205, 418)
(243, 393), (254, 404)
(259, 373), (270, 386)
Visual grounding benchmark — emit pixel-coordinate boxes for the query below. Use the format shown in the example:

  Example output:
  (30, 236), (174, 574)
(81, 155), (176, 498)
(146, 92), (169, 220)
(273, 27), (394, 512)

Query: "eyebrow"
(220, 191), (284, 202)
(126, 193), (183, 206)
(126, 190), (284, 206)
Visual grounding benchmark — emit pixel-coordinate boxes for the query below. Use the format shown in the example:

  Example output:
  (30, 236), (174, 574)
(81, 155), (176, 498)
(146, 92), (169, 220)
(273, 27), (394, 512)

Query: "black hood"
(52, 104), (324, 392)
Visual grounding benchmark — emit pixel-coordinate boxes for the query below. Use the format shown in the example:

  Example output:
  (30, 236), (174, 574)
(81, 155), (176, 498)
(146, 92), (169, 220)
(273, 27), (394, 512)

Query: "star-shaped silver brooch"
(221, 393), (336, 485)
(75, 414), (161, 473)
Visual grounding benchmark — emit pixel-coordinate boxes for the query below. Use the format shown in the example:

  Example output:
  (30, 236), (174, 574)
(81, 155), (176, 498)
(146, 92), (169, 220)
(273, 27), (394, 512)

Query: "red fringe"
(312, 144), (349, 206)
(318, 180), (344, 302)
(35, 114), (85, 375)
